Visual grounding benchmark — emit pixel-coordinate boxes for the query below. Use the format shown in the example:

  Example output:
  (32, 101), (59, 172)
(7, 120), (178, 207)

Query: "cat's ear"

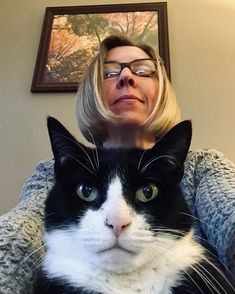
(154, 120), (192, 164)
(47, 117), (96, 178)
(47, 116), (84, 165)
(147, 120), (192, 182)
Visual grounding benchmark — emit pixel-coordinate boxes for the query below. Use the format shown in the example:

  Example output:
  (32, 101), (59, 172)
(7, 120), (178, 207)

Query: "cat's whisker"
(191, 236), (222, 262)
(122, 164), (129, 180)
(199, 245), (234, 280)
(137, 149), (148, 172)
(200, 256), (235, 292)
(151, 230), (188, 242)
(92, 147), (99, 171)
(54, 132), (97, 173)
(140, 155), (182, 173)
(5, 242), (46, 284)
(151, 228), (186, 234)
(133, 233), (155, 240)
(179, 212), (215, 231)
(181, 265), (205, 294)
(151, 237), (233, 294)
(190, 263), (221, 293)
(149, 242), (172, 261)
(129, 238), (155, 246)
(28, 255), (45, 274)
(149, 243), (206, 294)
(59, 150), (96, 175)
(178, 212), (223, 249)
(44, 212), (55, 221)
(85, 128), (100, 171)
(57, 145), (93, 170)
(23, 244), (46, 263)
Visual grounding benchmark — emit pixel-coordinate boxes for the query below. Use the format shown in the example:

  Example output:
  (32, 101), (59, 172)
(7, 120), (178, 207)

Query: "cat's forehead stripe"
(107, 174), (123, 203)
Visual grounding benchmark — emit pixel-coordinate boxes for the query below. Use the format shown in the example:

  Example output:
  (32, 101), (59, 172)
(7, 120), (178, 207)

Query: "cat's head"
(45, 117), (192, 273)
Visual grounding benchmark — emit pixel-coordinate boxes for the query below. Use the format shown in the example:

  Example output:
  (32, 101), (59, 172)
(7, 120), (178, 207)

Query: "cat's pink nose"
(105, 217), (131, 237)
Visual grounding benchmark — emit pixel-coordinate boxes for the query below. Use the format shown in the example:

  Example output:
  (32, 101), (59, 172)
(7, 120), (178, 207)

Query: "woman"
(0, 35), (235, 293)
(76, 35), (180, 149)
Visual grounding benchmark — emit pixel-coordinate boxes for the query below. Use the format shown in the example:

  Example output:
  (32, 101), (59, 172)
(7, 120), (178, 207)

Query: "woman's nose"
(116, 68), (137, 89)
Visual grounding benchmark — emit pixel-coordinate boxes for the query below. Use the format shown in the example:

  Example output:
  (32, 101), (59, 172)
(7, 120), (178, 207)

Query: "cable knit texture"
(0, 150), (235, 293)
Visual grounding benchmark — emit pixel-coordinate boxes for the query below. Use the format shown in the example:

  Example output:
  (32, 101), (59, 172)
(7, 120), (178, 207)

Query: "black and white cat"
(34, 117), (234, 293)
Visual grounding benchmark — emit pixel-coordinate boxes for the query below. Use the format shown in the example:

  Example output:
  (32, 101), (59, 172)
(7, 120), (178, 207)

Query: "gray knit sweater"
(0, 149), (235, 294)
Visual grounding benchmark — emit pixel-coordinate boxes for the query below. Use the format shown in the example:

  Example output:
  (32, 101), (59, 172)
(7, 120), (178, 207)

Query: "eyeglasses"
(103, 58), (157, 79)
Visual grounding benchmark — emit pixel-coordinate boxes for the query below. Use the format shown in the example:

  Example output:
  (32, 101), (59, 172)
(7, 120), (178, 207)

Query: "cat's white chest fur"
(44, 230), (203, 294)
(43, 176), (204, 293)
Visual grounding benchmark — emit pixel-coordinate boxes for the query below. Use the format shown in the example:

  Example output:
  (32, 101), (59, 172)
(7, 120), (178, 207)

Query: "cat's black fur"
(34, 117), (235, 294)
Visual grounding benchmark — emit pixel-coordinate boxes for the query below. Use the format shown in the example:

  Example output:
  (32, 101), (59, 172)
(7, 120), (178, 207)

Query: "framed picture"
(31, 2), (170, 93)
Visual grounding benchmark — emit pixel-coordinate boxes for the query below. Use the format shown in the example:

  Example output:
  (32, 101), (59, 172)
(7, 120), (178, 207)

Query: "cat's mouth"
(97, 244), (136, 255)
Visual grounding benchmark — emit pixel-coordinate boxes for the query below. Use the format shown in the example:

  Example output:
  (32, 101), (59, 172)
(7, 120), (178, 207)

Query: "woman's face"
(102, 46), (159, 127)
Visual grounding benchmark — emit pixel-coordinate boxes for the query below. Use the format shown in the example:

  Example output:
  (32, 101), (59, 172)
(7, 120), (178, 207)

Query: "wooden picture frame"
(31, 2), (170, 93)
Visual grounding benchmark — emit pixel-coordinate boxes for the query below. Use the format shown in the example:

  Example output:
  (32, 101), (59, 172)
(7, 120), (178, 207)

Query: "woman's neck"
(103, 125), (155, 149)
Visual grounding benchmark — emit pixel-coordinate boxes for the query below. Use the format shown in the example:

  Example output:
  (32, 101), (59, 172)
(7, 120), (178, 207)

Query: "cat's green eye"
(136, 184), (159, 202)
(76, 184), (98, 202)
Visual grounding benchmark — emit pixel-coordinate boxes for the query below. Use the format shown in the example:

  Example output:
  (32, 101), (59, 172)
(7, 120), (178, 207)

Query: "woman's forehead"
(105, 46), (150, 62)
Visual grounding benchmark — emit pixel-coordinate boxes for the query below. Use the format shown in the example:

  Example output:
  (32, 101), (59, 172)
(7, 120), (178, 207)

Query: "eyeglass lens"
(104, 59), (157, 79)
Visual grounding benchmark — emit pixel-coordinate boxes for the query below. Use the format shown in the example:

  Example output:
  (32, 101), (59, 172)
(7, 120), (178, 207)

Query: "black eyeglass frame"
(103, 58), (158, 79)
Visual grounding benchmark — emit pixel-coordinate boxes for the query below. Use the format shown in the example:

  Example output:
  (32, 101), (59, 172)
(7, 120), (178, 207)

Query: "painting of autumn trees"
(44, 11), (159, 84)
(31, 3), (170, 92)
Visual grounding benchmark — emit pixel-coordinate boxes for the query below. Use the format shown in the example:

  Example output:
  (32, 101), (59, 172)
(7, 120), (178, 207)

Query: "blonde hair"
(76, 35), (181, 145)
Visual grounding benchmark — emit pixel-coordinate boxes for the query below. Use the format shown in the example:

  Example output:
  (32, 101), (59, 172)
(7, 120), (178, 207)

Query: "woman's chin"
(114, 114), (146, 127)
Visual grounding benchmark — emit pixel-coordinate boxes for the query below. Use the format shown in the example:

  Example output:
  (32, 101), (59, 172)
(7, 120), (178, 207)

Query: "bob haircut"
(76, 34), (181, 146)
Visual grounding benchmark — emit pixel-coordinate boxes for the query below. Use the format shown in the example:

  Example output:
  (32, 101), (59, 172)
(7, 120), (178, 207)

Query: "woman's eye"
(135, 184), (159, 202)
(104, 71), (119, 78)
(135, 68), (146, 76)
(76, 184), (98, 202)
(135, 67), (153, 77)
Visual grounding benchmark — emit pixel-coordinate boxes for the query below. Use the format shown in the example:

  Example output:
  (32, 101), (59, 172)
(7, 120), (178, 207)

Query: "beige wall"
(0, 0), (235, 215)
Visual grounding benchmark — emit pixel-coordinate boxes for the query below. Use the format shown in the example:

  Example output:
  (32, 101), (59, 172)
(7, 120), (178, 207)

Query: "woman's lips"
(113, 95), (144, 105)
